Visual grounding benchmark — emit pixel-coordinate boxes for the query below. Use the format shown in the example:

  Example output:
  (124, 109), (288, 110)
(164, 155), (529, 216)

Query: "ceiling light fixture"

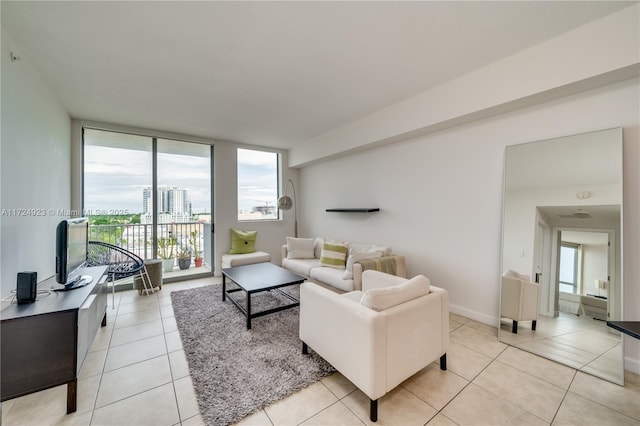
(572, 210), (590, 219)
(576, 191), (591, 199)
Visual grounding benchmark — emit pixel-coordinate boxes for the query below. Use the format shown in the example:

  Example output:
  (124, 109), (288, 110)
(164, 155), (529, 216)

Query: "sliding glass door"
(83, 128), (213, 282)
(156, 139), (212, 278)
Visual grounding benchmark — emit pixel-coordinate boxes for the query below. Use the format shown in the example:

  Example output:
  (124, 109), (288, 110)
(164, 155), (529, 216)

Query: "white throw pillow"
(350, 243), (392, 257)
(286, 237), (315, 259)
(371, 245), (392, 256)
(342, 250), (383, 279)
(360, 274), (430, 311)
(314, 237), (324, 259)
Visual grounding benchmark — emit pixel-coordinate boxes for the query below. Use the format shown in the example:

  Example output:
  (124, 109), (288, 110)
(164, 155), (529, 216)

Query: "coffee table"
(221, 262), (305, 329)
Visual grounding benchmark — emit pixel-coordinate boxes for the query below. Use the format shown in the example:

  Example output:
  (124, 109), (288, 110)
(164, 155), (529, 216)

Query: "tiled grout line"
(423, 345), (547, 425)
(159, 289), (190, 424)
(316, 382), (362, 426)
(464, 320), (589, 422)
(91, 291), (181, 422)
(549, 370), (578, 426)
(5, 280), (636, 426)
(400, 323), (563, 426)
(564, 371), (640, 422)
(467, 354), (552, 425)
(87, 291), (120, 426)
(88, 289), (170, 423)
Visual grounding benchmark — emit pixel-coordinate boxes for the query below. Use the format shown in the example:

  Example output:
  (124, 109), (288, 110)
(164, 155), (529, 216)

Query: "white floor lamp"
(277, 179), (297, 237)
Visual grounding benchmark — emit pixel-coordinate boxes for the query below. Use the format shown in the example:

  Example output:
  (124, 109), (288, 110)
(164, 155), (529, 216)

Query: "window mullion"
(152, 138), (158, 259)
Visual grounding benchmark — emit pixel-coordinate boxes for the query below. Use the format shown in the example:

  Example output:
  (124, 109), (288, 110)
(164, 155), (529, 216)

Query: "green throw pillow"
(229, 229), (257, 254)
(319, 241), (349, 269)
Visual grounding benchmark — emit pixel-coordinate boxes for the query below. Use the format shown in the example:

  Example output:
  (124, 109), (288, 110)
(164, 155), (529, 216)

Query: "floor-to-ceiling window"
(156, 139), (212, 278)
(83, 128), (213, 282)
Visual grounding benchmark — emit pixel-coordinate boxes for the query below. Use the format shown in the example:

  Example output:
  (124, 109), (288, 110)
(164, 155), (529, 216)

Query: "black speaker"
(16, 271), (37, 303)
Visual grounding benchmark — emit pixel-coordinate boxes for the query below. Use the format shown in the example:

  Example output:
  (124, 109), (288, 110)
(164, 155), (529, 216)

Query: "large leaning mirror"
(499, 127), (624, 385)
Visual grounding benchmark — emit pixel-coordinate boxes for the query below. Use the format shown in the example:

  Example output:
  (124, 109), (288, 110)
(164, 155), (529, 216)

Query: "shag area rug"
(171, 283), (335, 426)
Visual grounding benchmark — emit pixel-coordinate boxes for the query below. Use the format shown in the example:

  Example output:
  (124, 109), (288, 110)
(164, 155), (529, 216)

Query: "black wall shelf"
(326, 208), (380, 213)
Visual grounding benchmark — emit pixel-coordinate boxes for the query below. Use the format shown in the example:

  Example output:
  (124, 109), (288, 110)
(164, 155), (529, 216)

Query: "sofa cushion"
(319, 241), (349, 269)
(282, 258), (320, 277)
(310, 267), (355, 292)
(221, 251), (271, 268)
(286, 237), (315, 259)
(341, 290), (362, 303)
(360, 274), (430, 311)
(229, 229), (257, 254)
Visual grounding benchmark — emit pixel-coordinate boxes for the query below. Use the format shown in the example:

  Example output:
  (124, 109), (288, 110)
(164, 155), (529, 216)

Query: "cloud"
(84, 140), (278, 215)
(85, 145), (211, 213)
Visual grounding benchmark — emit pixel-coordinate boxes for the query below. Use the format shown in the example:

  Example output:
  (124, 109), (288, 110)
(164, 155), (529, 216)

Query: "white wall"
(1, 27), (71, 297)
(581, 243), (608, 296)
(299, 77), (640, 372)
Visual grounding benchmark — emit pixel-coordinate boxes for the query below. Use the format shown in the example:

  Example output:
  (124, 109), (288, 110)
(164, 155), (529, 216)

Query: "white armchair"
(299, 270), (449, 422)
(500, 270), (540, 333)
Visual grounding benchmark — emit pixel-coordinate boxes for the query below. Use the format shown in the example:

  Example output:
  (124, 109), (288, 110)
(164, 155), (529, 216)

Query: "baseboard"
(624, 351), (640, 375)
(448, 303), (498, 328)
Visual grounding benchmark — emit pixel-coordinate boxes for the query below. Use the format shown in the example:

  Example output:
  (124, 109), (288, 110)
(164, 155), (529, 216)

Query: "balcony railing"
(88, 222), (212, 271)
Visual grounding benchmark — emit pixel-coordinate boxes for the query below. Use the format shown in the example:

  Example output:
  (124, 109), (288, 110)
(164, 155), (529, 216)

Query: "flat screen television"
(56, 217), (92, 289)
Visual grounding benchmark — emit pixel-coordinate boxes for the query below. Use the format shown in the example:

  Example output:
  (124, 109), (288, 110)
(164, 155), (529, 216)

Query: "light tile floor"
(499, 312), (625, 384)
(2, 278), (639, 426)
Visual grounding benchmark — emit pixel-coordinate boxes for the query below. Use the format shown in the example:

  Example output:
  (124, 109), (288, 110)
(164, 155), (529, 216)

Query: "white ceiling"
(538, 205), (621, 230)
(2, 1), (634, 149)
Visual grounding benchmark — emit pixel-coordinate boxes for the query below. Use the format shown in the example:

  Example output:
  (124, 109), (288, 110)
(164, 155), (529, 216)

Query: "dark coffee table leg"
(222, 274), (226, 301)
(246, 292), (252, 329)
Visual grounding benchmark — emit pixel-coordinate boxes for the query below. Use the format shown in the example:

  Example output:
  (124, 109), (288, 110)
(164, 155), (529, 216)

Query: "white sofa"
(300, 271), (449, 422)
(281, 237), (406, 292)
(559, 292), (608, 320)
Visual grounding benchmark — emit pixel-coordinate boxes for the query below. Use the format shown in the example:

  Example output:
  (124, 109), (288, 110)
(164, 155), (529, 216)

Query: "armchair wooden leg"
(370, 399), (378, 422)
(302, 342), (308, 355)
(440, 354), (447, 371)
(512, 320), (518, 334)
(532, 320), (537, 331)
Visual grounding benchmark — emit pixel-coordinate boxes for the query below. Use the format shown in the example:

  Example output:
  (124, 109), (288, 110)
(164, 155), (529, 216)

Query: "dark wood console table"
(1, 266), (108, 413)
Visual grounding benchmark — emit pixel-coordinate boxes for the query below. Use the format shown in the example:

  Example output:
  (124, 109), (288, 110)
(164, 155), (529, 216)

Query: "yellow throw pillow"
(229, 229), (257, 254)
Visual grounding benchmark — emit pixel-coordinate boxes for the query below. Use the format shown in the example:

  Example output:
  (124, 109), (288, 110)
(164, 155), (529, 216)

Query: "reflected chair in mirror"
(500, 270), (540, 333)
(87, 241), (151, 307)
(300, 271), (449, 422)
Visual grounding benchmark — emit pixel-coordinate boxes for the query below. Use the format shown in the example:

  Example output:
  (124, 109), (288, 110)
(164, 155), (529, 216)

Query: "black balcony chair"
(87, 241), (152, 307)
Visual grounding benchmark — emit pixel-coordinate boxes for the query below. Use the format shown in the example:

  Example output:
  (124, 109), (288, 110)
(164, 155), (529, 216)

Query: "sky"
(83, 131), (277, 215)
(237, 148), (278, 212)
